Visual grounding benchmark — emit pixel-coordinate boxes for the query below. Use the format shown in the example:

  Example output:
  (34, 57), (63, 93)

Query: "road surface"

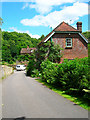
(2, 71), (88, 118)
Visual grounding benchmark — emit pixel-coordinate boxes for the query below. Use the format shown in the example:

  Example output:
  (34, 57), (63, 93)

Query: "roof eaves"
(44, 31), (55, 42)
(55, 31), (79, 33)
(78, 33), (88, 43)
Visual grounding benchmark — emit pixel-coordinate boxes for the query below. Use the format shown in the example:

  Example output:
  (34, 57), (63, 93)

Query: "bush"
(31, 69), (41, 78)
(57, 58), (89, 91)
(26, 54), (36, 76)
(18, 54), (31, 61)
(27, 56), (89, 98)
(40, 58), (89, 97)
(40, 59), (58, 84)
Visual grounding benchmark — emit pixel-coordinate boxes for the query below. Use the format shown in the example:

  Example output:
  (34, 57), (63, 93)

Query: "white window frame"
(66, 38), (72, 48)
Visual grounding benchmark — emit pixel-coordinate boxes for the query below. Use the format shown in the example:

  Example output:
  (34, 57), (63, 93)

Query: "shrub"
(40, 58), (89, 93)
(27, 56), (89, 98)
(40, 59), (58, 84)
(57, 58), (89, 92)
(31, 69), (41, 78)
(26, 54), (36, 76)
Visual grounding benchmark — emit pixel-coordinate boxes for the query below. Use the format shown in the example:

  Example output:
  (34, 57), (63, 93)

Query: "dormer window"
(66, 38), (72, 48)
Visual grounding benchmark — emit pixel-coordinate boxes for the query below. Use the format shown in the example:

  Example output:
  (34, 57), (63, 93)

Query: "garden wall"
(0, 65), (13, 79)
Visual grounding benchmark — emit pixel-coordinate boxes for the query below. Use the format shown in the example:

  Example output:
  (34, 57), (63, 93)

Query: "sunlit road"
(2, 71), (88, 118)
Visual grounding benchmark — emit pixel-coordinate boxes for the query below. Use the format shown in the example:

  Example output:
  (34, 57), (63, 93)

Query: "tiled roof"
(20, 47), (36, 54)
(54, 21), (78, 31)
(39, 21), (78, 44)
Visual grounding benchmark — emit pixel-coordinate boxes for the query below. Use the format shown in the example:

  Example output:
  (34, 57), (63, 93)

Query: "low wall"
(0, 65), (13, 79)
(0, 65), (13, 119)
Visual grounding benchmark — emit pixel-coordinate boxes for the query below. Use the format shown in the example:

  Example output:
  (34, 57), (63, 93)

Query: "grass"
(35, 78), (89, 110)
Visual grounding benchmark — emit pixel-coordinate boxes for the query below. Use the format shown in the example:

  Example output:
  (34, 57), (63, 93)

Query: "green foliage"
(57, 58), (89, 91)
(17, 54), (31, 61)
(48, 42), (63, 63)
(31, 69), (41, 78)
(2, 31), (43, 63)
(82, 31), (89, 58)
(38, 35), (45, 41)
(39, 58), (89, 99)
(35, 41), (50, 69)
(82, 31), (90, 40)
(0, 17), (3, 26)
(27, 41), (63, 75)
(40, 59), (58, 84)
(36, 41), (63, 69)
(26, 53), (36, 76)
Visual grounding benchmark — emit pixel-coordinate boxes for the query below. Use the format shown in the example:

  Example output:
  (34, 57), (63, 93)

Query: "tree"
(35, 41), (63, 69)
(38, 35), (45, 41)
(26, 53), (36, 76)
(2, 31), (44, 63)
(0, 17), (3, 26)
(48, 42), (63, 63)
(82, 31), (90, 40)
(17, 54), (31, 61)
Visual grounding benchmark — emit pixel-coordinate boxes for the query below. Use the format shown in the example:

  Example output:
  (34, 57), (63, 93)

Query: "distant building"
(20, 46), (36, 55)
(39, 21), (88, 61)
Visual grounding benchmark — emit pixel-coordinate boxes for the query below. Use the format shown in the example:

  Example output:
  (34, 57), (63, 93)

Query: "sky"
(0, 0), (89, 39)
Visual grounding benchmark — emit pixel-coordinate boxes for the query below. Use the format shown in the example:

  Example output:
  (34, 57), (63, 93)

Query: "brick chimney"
(76, 22), (82, 33)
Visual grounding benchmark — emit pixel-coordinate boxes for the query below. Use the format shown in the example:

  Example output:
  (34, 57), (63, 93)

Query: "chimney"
(76, 22), (82, 33)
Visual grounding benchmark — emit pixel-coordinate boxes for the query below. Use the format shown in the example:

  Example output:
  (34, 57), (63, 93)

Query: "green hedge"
(27, 57), (89, 99)
(40, 59), (58, 84)
(40, 58), (89, 97)
(57, 58), (89, 91)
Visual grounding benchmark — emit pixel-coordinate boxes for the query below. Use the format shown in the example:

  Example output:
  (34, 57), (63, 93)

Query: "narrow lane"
(2, 71), (88, 118)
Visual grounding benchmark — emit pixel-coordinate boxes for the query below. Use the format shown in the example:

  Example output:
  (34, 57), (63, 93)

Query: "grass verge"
(35, 78), (89, 110)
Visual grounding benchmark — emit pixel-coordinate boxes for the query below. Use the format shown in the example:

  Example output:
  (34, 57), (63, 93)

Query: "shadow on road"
(14, 117), (26, 120)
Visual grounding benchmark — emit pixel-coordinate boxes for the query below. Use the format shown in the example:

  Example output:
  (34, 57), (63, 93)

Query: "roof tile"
(39, 21), (78, 44)
(55, 21), (77, 31)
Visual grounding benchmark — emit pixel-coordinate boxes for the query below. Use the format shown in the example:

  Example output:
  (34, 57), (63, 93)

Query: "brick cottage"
(39, 21), (88, 61)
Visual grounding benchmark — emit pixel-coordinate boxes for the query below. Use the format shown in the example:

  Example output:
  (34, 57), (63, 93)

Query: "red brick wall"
(52, 33), (88, 61)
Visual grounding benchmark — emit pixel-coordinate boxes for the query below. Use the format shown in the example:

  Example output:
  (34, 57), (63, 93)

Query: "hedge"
(40, 58), (89, 97)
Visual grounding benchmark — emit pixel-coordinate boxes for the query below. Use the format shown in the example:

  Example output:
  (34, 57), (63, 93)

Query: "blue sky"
(1, 0), (89, 38)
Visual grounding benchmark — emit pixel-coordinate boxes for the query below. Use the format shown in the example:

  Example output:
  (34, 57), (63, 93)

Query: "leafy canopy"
(2, 30), (45, 63)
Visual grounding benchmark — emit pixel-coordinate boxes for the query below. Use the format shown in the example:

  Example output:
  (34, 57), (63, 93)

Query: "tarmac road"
(2, 71), (88, 118)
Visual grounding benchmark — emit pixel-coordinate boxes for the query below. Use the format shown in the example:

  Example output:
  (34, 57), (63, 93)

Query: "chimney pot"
(76, 22), (82, 33)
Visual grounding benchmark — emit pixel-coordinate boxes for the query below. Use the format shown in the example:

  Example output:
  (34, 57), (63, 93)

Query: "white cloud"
(9, 27), (40, 39)
(24, 0), (89, 14)
(21, 2), (88, 28)
(22, 3), (29, 10)
(1, 0), (88, 15)
(29, 0), (76, 14)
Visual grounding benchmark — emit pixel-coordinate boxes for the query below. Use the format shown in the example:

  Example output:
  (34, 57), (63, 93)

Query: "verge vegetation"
(27, 57), (89, 110)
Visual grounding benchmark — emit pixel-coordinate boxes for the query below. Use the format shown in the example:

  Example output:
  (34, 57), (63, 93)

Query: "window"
(66, 38), (72, 48)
